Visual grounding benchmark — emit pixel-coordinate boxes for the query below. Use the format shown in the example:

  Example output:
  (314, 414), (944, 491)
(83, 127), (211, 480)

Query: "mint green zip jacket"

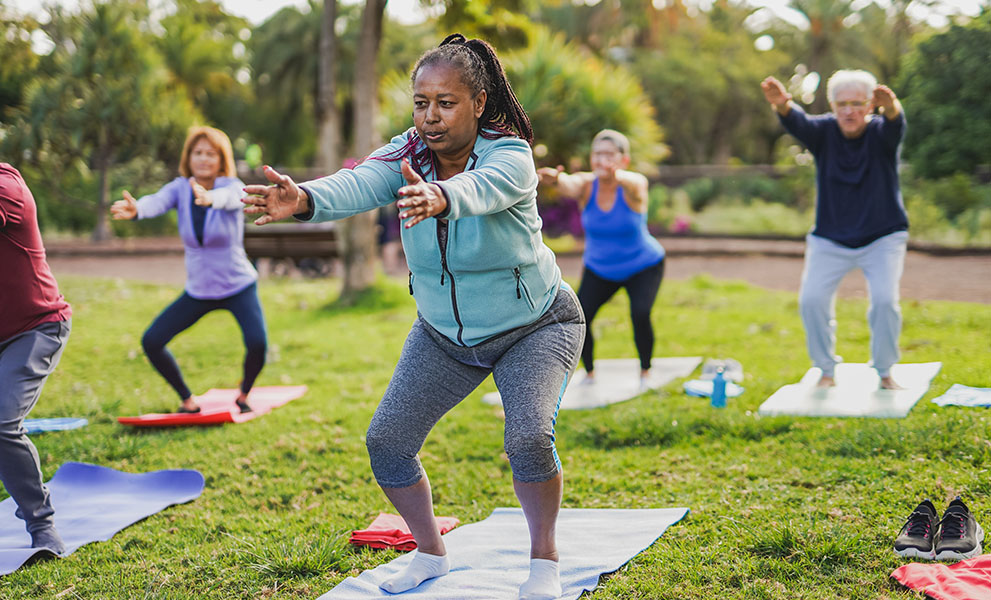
(298, 129), (562, 346)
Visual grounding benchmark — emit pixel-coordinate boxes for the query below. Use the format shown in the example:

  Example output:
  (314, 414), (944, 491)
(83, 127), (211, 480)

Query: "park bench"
(243, 222), (338, 277)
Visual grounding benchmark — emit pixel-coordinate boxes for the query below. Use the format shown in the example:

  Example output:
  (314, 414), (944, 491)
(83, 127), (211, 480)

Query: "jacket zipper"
(437, 220), (465, 345)
(513, 267), (535, 310)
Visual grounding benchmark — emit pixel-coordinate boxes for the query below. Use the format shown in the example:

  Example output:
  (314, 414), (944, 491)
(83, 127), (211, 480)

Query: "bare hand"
(397, 160), (447, 228)
(111, 190), (138, 220)
(190, 178), (211, 207)
(242, 166), (306, 226)
(760, 76), (792, 109)
(872, 85), (898, 113)
(537, 166), (564, 187)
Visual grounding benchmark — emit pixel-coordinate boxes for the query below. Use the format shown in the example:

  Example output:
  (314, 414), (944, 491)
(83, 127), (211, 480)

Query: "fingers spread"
(401, 159), (424, 186)
(242, 185), (272, 196)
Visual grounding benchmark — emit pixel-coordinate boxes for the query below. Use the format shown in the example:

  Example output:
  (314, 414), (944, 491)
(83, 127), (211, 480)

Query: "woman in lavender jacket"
(111, 126), (266, 413)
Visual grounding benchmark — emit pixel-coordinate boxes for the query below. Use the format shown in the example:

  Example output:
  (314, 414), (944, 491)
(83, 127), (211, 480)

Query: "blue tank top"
(581, 179), (665, 281)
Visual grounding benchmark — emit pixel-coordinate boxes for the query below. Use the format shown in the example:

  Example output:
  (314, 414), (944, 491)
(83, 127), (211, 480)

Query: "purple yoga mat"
(0, 462), (204, 576)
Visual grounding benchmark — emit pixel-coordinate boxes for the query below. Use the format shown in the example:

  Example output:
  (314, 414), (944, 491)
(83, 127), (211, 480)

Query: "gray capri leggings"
(366, 286), (585, 488)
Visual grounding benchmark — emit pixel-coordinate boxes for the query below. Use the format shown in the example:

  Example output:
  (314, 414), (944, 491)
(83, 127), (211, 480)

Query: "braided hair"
(372, 34), (532, 177)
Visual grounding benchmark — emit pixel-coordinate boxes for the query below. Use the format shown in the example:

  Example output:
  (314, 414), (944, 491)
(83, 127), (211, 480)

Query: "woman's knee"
(630, 307), (653, 328)
(505, 429), (558, 481)
(244, 335), (267, 361)
(141, 328), (164, 353)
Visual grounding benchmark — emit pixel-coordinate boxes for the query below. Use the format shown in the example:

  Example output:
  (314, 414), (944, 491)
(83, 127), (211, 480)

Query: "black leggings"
(141, 283), (267, 400)
(577, 260), (664, 373)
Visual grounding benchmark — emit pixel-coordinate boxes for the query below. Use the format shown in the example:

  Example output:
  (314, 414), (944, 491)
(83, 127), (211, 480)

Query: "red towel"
(891, 554), (991, 600)
(350, 513), (460, 551)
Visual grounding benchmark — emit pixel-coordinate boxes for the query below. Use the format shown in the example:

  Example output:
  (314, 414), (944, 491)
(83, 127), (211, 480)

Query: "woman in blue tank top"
(538, 130), (665, 389)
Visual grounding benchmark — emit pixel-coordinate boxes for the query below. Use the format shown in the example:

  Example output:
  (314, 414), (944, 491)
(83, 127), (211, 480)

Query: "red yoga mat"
(350, 513), (460, 551)
(891, 554), (991, 600)
(117, 385), (307, 427)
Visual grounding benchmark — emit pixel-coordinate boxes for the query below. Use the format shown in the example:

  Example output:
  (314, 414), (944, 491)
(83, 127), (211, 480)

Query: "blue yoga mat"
(319, 506), (690, 599)
(0, 462), (204, 576)
(23, 418), (88, 434)
(932, 384), (991, 407)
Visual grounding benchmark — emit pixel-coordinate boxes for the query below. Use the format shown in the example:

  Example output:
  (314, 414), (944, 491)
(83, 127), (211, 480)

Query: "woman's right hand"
(242, 166), (308, 225)
(536, 166), (563, 187)
(110, 190), (138, 220)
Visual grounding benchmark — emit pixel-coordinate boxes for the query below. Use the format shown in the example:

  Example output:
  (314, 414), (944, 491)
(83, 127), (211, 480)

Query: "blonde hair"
(592, 129), (630, 156)
(178, 126), (236, 178)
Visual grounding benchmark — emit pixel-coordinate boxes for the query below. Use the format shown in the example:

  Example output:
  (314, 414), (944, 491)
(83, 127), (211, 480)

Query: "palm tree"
(788, 0), (855, 112)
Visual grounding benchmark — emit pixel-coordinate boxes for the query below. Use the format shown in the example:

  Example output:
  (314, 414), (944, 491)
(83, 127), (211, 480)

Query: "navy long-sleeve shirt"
(779, 105), (908, 248)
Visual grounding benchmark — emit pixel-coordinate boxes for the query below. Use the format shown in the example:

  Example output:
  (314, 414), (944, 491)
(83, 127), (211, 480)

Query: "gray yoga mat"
(320, 506), (690, 599)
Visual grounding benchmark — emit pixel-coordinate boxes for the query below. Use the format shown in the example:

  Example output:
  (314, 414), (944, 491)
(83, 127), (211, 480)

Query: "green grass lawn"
(2, 274), (989, 599)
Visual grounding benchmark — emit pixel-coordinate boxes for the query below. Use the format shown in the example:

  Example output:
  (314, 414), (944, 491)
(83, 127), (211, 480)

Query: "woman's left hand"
(190, 178), (211, 206)
(397, 160), (447, 228)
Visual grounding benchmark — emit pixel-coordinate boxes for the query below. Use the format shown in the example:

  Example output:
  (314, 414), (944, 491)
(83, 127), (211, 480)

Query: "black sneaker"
(894, 499), (939, 560)
(934, 497), (985, 561)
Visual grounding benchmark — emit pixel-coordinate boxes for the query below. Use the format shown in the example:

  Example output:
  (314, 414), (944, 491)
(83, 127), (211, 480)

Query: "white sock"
(379, 550), (450, 594)
(518, 558), (562, 600)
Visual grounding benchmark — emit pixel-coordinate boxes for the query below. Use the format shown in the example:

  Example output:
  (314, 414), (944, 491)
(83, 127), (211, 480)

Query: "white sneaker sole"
(935, 522), (985, 561)
(894, 546), (936, 560)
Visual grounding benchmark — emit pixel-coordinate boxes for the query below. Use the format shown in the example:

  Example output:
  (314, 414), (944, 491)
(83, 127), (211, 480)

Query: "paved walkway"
(46, 236), (991, 303)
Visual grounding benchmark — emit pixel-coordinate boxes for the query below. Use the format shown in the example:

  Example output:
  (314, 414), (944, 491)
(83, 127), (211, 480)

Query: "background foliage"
(0, 0), (988, 244)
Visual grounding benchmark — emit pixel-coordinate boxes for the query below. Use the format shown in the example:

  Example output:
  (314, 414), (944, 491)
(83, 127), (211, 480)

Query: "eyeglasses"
(833, 100), (870, 110)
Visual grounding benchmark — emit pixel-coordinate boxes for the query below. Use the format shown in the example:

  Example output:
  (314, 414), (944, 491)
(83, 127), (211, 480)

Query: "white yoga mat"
(319, 506), (690, 599)
(482, 357), (702, 410)
(758, 362), (942, 418)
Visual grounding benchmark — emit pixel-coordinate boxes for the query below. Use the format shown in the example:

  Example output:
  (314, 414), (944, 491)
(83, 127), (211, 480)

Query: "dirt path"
(46, 236), (991, 303)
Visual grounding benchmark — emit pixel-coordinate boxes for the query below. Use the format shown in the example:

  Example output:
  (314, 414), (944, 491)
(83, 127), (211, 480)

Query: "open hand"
(110, 190), (138, 220)
(242, 166), (307, 225)
(190, 179), (211, 207)
(872, 85), (898, 113)
(397, 160), (447, 228)
(760, 76), (792, 108)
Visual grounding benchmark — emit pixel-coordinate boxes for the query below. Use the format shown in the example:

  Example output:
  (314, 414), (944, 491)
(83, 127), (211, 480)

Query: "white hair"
(826, 69), (877, 102)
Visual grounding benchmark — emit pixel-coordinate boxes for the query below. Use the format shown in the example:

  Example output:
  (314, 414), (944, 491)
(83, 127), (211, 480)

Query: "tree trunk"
(339, 0), (388, 297)
(92, 157), (111, 242)
(316, 0), (340, 173)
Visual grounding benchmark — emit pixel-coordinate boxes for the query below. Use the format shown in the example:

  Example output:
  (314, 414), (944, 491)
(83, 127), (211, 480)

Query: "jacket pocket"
(513, 267), (536, 311)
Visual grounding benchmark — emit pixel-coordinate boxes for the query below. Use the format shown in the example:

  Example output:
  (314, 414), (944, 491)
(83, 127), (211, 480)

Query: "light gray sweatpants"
(799, 231), (907, 378)
(0, 319), (70, 533)
(366, 286), (585, 488)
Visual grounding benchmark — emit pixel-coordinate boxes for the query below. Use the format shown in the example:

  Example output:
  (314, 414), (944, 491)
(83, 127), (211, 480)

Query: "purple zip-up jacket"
(135, 176), (257, 299)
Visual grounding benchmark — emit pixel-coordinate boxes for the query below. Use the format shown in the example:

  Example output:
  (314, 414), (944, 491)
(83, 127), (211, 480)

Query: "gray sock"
(30, 526), (67, 555)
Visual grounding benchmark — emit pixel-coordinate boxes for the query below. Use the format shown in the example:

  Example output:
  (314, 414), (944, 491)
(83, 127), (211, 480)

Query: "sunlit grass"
(1, 274), (988, 598)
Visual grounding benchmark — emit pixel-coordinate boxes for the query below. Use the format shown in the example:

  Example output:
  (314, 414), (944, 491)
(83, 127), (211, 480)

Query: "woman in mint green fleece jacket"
(245, 35), (585, 600)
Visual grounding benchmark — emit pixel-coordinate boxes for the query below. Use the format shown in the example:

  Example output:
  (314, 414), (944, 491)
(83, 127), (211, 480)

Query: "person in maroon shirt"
(0, 163), (72, 555)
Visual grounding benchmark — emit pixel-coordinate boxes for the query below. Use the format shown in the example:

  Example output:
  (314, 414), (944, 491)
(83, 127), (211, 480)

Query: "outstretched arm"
(192, 178), (246, 211)
(536, 166), (593, 200)
(761, 76), (793, 116)
(616, 170), (650, 214)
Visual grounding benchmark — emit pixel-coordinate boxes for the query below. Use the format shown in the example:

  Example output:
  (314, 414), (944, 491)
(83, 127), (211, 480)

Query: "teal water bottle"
(711, 368), (727, 408)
